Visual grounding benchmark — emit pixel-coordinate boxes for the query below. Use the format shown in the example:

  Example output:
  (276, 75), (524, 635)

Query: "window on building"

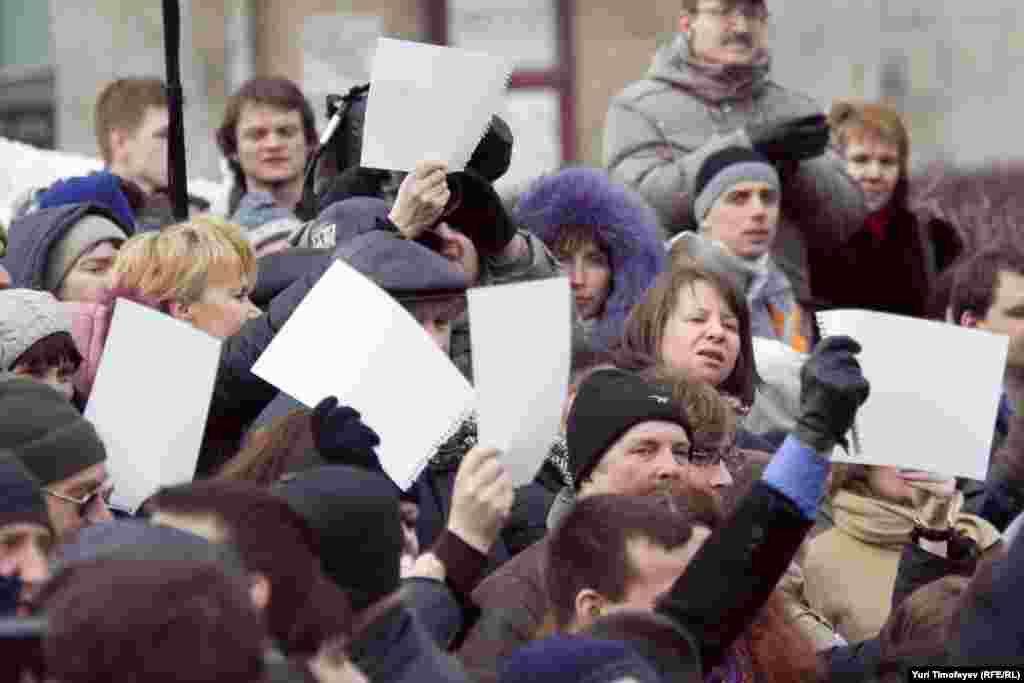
(426, 0), (575, 195)
(0, 0), (54, 148)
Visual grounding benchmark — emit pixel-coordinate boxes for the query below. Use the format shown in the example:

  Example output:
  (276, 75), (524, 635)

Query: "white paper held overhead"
(469, 277), (571, 487)
(360, 37), (512, 172)
(252, 260), (475, 491)
(817, 310), (1008, 480)
(84, 300), (222, 513)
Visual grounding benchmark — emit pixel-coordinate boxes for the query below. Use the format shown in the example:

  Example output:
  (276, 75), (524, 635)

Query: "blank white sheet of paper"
(817, 309), (1008, 480)
(360, 37), (512, 172)
(469, 277), (571, 487)
(84, 300), (221, 513)
(252, 260), (475, 491)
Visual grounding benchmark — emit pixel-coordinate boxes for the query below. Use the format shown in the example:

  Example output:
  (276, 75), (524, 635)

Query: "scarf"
(545, 434), (572, 489)
(830, 490), (1001, 550)
(653, 34), (771, 105)
(863, 206), (892, 242)
(429, 413), (479, 470)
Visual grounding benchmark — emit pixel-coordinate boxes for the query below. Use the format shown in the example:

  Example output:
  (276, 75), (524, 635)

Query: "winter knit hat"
(566, 369), (692, 490)
(43, 214), (126, 293)
(37, 172), (136, 232)
(0, 378), (106, 486)
(0, 289), (73, 371)
(273, 465), (403, 613)
(693, 146), (780, 223)
(499, 635), (662, 683)
(0, 452), (51, 532)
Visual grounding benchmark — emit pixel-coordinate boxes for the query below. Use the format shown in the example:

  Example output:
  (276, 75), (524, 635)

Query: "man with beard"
(604, 0), (868, 302)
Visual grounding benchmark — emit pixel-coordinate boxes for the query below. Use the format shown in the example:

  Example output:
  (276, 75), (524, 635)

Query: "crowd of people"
(2, 0), (1023, 680)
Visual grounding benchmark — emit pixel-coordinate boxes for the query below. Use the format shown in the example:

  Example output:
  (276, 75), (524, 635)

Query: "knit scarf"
(653, 34), (771, 105)
(830, 490), (1001, 550)
(429, 413), (478, 470)
(546, 434), (572, 489)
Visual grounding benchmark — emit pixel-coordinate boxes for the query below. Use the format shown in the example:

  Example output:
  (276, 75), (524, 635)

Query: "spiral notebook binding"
(815, 311), (863, 456)
(403, 407), (477, 490)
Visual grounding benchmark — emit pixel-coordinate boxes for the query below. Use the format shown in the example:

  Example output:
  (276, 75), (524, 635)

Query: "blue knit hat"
(499, 635), (662, 683)
(38, 172), (135, 231)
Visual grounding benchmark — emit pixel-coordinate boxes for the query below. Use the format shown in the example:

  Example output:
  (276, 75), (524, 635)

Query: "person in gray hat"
(3, 204), (129, 304)
(0, 379), (111, 542)
(0, 289), (82, 401)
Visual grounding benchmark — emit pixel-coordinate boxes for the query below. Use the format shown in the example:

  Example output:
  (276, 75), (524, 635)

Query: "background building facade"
(1, 1), (1021, 186)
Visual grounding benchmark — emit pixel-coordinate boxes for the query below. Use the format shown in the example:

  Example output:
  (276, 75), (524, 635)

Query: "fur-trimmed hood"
(513, 167), (666, 350)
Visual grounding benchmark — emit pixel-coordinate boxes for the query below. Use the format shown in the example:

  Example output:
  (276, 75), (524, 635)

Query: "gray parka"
(604, 35), (867, 300)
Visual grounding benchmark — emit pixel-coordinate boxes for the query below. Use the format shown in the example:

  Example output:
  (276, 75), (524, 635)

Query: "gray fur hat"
(0, 289), (72, 371)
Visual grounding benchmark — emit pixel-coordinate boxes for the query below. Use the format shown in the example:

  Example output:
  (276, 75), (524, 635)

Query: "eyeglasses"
(682, 438), (740, 468)
(695, 4), (770, 23)
(43, 480), (115, 515)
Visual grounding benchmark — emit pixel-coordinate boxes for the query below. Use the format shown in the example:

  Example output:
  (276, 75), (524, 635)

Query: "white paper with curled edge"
(817, 309), (1008, 480)
(469, 277), (571, 487)
(252, 260), (475, 491)
(360, 37), (512, 172)
(84, 300), (221, 513)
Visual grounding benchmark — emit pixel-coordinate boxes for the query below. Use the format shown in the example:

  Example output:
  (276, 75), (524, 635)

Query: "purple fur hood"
(514, 167), (666, 349)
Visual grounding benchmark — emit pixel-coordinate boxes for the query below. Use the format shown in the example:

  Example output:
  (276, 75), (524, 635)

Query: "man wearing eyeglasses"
(0, 379), (112, 542)
(460, 368), (731, 666)
(604, 0), (867, 303)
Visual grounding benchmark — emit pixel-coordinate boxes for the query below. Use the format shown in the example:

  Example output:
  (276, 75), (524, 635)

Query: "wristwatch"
(911, 521), (956, 544)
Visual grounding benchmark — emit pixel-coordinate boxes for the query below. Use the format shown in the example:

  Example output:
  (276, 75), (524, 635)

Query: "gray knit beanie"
(693, 146), (780, 223)
(43, 214), (126, 293)
(0, 378), (106, 486)
(0, 289), (72, 371)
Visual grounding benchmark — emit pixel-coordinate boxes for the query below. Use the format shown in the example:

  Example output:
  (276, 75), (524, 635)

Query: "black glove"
(443, 169), (518, 257)
(747, 114), (830, 166)
(793, 335), (871, 453)
(311, 396), (382, 470)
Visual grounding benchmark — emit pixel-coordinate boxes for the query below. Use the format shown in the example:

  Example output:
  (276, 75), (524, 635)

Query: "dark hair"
(546, 493), (696, 629)
(149, 480), (352, 657)
(9, 331), (82, 373)
(875, 576), (970, 681)
(43, 558), (265, 683)
(216, 409), (316, 485)
(216, 77), (318, 196)
(950, 244), (1024, 324)
(616, 264), (758, 408)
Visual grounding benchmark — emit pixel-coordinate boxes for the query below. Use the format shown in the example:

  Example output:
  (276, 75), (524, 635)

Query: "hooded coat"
(603, 34), (867, 301)
(514, 167), (666, 351)
(2, 203), (132, 291)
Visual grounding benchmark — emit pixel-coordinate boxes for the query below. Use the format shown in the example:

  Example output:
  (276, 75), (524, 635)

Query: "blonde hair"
(113, 217), (257, 305)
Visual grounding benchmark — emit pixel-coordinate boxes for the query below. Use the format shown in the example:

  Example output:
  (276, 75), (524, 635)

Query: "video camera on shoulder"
(297, 83), (514, 221)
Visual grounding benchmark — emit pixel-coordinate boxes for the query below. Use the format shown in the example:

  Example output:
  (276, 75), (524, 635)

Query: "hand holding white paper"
(360, 37), (513, 172)
(469, 277), (572, 487)
(817, 310), (1009, 480)
(252, 260), (475, 491)
(84, 300), (222, 513)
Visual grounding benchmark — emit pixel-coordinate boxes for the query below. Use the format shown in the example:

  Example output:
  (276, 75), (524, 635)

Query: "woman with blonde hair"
(808, 101), (962, 317)
(72, 215), (335, 475)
